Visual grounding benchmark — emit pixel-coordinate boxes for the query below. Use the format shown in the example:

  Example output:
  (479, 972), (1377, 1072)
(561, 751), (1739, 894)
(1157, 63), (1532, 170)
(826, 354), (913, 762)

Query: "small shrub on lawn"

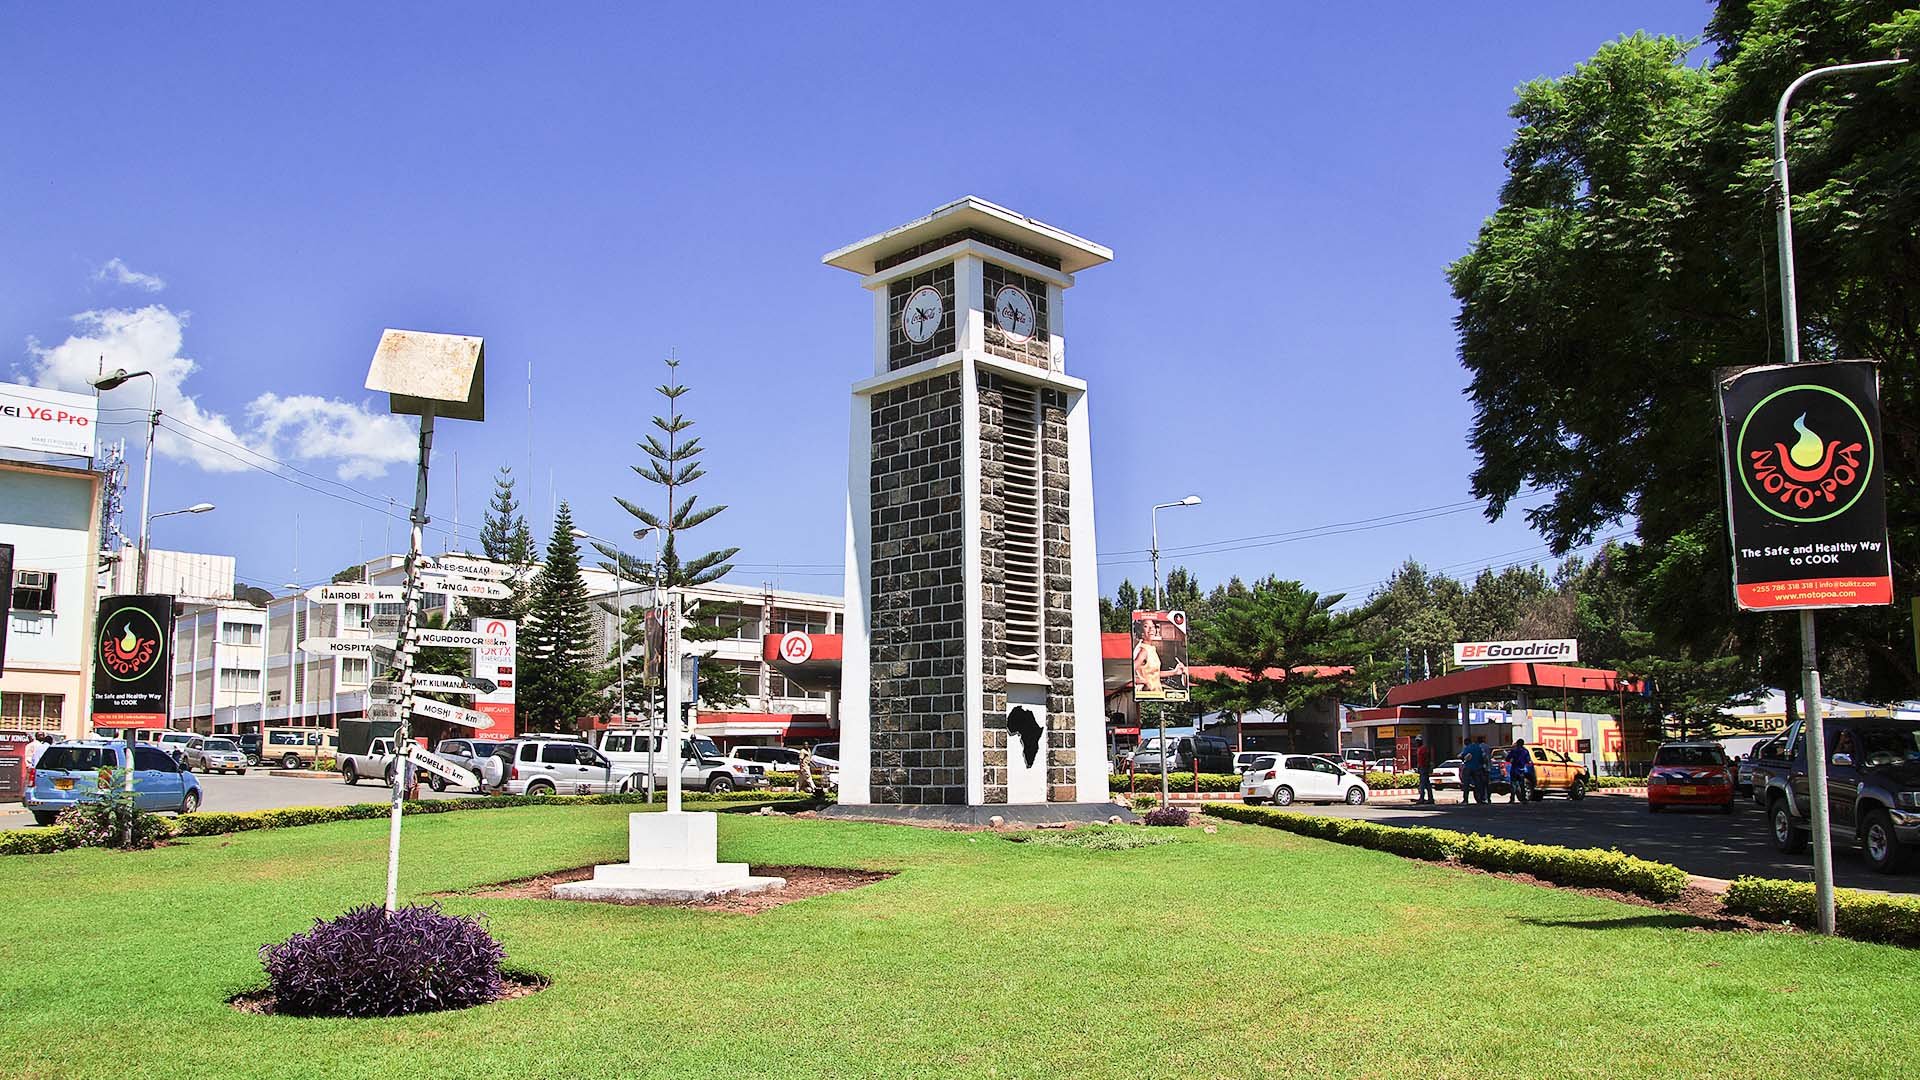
(1726, 877), (1920, 948)
(1129, 794), (1160, 811)
(260, 902), (505, 1017)
(1142, 806), (1190, 827)
(53, 768), (172, 849)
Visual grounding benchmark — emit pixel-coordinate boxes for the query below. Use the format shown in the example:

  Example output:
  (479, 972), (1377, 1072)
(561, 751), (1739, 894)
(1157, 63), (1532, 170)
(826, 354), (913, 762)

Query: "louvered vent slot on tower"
(997, 378), (1044, 669)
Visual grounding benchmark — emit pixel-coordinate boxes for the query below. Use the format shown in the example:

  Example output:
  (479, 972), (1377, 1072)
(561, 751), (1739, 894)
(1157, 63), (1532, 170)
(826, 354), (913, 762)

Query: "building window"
(11, 571), (56, 613)
(220, 621), (261, 645)
(767, 670), (824, 701)
(342, 604), (368, 630)
(219, 667), (262, 692)
(771, 609), (829, 635)
(1, 692), (63, 731)
(340, 658), (369, 687)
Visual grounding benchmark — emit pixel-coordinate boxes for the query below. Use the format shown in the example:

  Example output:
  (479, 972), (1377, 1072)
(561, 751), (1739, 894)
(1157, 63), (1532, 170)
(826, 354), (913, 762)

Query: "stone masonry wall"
(1040, 391), (1076, 801)
(868, 372), (966, 804)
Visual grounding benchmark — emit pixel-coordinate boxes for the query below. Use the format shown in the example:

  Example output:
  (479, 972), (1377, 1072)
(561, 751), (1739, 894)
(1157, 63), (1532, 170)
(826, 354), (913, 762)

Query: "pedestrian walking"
(1413, 736), (1435, 804)
(1472, 736), (1494, 804)
(24, 733), (51, 770)
(1507, 739), (1534, 804)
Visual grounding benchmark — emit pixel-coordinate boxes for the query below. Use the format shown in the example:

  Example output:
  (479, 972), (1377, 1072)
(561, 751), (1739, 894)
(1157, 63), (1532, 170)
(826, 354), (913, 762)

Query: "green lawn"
(1, 807), (1916, 1080)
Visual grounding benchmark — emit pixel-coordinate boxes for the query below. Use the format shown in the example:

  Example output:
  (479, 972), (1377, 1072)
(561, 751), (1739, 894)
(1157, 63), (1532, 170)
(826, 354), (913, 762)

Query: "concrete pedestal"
(552, 812), (785, 902)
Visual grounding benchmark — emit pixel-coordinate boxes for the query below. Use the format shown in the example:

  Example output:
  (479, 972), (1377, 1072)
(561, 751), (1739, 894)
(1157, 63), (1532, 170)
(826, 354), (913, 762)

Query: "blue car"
(24, 740), (203, 826)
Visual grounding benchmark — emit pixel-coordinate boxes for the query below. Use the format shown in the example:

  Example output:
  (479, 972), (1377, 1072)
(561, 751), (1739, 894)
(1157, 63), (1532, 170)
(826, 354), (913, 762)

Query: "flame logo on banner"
(1737, 383), (1874, 524)
(99, 608), (163, 680)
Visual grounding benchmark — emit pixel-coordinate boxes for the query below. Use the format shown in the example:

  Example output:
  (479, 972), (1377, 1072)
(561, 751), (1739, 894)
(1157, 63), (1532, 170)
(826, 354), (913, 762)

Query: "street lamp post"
(575, 526), (658, 800)
(1770, 56), (1907, 936)
(109, 501), (214, 835)
(1147, 495), (1201, 804)
(90, 369), (160, 594)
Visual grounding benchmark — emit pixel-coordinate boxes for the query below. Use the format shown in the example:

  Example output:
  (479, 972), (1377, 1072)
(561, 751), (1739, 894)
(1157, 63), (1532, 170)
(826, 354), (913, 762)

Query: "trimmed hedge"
(1588, 775), (1643, 789)
(1726, 877), (1920, 948)
(1363, 771), (1420, 790)
(1204, 804), (1689, 902)
(2, 790), (821, 854)
(1109, 772), (1241, 793)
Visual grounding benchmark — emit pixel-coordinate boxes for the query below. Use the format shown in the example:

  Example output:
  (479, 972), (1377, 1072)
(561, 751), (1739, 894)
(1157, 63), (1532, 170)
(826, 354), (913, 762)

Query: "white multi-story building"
(583, 578), (842, 746)
(0, 460), (105, 737)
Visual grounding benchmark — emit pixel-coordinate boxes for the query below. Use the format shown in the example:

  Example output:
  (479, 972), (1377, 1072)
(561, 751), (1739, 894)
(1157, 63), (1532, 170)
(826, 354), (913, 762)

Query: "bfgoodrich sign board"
(1718, 360), (1892, 611)
(1452, 639), (1579, 666)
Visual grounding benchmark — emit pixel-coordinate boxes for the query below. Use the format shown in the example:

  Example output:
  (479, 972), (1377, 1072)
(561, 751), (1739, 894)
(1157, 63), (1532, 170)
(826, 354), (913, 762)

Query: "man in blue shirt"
(1460, 736), (1490, 805)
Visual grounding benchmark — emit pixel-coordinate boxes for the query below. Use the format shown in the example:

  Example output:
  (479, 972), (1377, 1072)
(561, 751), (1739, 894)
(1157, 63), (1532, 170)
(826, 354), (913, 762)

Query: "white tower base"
(552, 812), (785, 903)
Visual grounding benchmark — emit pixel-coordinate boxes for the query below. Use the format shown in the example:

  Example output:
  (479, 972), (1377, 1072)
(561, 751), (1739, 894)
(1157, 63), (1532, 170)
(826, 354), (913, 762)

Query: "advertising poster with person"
(1131, 609), (1190, 702)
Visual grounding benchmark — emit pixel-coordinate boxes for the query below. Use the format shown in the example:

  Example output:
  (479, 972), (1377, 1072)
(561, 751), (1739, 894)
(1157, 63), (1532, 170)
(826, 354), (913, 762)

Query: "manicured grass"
(2, 808), (1917, 1079)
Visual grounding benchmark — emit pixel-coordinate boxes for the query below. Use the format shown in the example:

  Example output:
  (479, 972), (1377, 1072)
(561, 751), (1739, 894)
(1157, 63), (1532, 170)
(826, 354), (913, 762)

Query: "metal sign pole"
(1771, 58), (1904, 935)
(663, 589), (683, 813)
(385, 406), (434, 912)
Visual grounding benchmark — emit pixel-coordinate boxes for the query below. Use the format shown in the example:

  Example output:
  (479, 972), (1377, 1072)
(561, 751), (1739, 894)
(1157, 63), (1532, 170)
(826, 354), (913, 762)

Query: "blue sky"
(0, 2), (1707, 603)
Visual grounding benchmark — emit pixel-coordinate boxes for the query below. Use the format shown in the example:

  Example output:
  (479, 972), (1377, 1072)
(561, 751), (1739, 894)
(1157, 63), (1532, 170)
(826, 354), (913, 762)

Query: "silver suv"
(493, 738), (627, 796)
(181, 736), (248, 774)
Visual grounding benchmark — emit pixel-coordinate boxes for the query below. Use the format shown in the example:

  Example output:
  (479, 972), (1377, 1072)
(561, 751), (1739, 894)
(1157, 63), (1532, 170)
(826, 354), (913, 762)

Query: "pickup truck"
(1763, 717), (1920, 873)
(338, 738), (402, 786)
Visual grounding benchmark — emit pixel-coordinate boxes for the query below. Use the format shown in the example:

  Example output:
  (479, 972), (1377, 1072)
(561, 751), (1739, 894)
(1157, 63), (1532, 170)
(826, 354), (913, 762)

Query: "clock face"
(900, 285), (944, 344)
(993, 285), (1037, 342)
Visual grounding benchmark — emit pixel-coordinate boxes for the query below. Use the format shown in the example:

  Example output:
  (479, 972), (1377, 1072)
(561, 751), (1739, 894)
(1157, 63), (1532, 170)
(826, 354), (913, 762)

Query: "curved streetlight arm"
(1772, 58), (1906, 368)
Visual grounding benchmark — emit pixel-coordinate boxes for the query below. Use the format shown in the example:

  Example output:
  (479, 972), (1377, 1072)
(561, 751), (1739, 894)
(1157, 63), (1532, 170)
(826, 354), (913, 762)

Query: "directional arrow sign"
(430, 576), (514, 601)
(298, 637), (386, 658)
(411, 697), (494, 729)
(368, 703), (402, 722)
(370, 643), (405, 668)
(411, 628), (508, 649)
(411, 673), (480, 695)
(305, 584), (404, 604)
(368, 680), (403, 703)
(402, 743), (479, 787)
(417, 557), (516, 583)
(368, 614), (405, 635)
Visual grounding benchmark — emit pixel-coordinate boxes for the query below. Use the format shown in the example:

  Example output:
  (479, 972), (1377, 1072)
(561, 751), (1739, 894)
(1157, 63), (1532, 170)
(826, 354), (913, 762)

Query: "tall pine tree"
(519, 501), (597, 732)
(471, 466), (535, 622)
(596, 355), (744, 717)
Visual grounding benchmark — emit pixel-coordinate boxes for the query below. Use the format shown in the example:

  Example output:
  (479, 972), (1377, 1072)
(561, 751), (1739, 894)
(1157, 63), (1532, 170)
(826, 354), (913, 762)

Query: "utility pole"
(1771, 57), (1906, 935)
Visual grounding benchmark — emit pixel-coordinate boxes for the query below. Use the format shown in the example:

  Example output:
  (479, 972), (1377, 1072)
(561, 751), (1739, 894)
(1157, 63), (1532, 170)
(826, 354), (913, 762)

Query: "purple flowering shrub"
(1142, 806), (1190, 827)
(260, 903), (505, 1017)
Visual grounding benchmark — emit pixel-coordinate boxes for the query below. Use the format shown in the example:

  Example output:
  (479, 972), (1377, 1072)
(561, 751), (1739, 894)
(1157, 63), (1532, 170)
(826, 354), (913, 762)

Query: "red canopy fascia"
(1383, 663), (1641, 708)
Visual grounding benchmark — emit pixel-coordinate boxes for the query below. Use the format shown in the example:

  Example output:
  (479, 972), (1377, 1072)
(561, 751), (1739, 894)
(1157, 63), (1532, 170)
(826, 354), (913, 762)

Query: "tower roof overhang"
(823, 196), (1113, 275)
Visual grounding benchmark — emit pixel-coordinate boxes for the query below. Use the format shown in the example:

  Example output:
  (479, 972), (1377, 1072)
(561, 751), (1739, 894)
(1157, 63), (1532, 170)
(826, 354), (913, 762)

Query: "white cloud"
(22, 305), (415, 481)
(93, 258), (166, 293)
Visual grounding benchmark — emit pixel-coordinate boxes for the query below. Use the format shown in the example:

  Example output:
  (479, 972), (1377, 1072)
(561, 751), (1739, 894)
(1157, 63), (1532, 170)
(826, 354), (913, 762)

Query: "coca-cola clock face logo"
(98, 605), (165, 682)
(1736, 383), (1874, 523)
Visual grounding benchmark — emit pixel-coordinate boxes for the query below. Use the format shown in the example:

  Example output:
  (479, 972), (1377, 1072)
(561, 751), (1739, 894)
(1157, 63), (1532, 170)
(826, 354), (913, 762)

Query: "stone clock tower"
(825, 197), (1111, 811)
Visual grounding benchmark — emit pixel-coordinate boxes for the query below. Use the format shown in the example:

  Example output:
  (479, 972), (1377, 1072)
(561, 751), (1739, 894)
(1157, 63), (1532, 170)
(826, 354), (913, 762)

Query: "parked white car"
(1240, 753), (1368, 806)
(592, 729), (768, 794)
(1431, 758), (1463, 790)
(495, 738), (626, 796)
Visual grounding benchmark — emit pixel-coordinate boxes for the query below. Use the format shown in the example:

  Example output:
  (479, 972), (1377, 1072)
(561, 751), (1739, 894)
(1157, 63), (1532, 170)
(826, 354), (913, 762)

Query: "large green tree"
(597, 356), (745, 719)
(1448, 4), (1920, 700)
(1190, 578), (1380, 722)
(469, 465), (535, 622)
(519, 501), (598, 732)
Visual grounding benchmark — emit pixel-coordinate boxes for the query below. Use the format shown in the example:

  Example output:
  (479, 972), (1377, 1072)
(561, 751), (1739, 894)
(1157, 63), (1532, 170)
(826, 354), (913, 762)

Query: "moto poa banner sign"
(91, 594), (174, 729)
(1718, 360), (1892, 611)
(1452, 639), (1579, 666)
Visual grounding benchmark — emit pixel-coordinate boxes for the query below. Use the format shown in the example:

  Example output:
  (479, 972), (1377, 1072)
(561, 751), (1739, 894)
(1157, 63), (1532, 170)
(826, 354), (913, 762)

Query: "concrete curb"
(266, 769), (338, 779)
